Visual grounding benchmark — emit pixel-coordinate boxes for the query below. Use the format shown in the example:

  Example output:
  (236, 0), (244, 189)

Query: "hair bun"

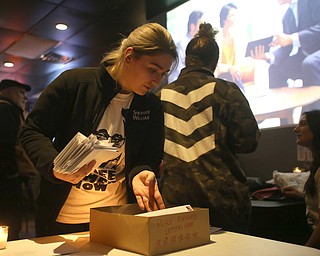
(197, 23), (218, 39)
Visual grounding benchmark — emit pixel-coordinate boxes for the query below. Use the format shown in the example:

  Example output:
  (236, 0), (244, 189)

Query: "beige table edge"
(1, 230), (320, 255)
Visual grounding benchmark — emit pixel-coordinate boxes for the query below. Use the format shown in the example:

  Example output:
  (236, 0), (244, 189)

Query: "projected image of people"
(169, 10), (203, 82)
(166, 0), (320, 128)
(215, 3), (245, 91)
(252, 0), (320, 89)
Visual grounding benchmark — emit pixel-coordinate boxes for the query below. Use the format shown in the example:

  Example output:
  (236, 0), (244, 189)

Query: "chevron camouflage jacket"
(159, 66), (260, 232)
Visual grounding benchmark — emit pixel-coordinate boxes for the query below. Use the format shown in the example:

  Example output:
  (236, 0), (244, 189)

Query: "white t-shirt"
(57, 92), (134, 224)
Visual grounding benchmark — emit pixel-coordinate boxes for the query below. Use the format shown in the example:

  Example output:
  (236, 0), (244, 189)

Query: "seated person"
(281, 110), (320, 249)
(215, 3), (255, 92)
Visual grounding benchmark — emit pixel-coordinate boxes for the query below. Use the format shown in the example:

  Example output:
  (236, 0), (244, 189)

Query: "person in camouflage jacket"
(159, 23), (260, 233)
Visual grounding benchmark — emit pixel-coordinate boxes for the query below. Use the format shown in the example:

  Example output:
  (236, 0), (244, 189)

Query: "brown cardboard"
(90, 204), (210, 255)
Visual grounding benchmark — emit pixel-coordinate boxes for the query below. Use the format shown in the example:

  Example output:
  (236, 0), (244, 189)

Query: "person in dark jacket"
(0, 79), (32, 240)
(159, 23), (260, 233)
(21, 23), (178, 237)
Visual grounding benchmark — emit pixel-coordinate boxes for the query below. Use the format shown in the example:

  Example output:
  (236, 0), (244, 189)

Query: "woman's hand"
(281, 186), (304, 199)
(53, 160), (96, 184)
(132, 170), (165, 212)
(250, 45), (268, 61)
(228, 66), (242, 81)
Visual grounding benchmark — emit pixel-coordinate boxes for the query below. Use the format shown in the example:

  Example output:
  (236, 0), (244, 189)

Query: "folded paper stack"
(53, 132), (119, 174)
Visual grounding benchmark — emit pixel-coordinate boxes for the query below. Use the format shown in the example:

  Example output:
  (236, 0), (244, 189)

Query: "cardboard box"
(90, 204), (210, 255)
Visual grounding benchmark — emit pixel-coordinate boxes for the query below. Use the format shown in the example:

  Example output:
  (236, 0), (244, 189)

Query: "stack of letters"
(53, 132), (118, 174)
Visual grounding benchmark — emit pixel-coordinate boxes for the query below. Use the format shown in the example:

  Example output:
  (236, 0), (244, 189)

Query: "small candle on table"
(0, 226), (8, 249)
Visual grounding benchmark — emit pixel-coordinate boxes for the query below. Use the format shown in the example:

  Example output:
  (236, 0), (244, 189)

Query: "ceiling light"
(56, 23), (68, 31)
(4, 61), (14, 68)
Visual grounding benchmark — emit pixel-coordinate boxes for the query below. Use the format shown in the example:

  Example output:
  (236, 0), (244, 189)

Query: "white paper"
(53, 132), (119, 174)
(135, 205), (194, 217)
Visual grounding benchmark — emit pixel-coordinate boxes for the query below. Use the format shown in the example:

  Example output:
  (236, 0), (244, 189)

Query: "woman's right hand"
(53, 160), (96, 184)
(228, 66), (242, 81)
(250, 45), (268, 61)
(281, 186), (304, 199)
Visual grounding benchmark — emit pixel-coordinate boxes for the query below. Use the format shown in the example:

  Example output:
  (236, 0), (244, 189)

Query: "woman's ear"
(124, 47), (134, 64)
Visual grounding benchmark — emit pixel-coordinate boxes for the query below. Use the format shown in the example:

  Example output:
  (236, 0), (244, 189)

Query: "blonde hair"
(101, 23), (178, 76)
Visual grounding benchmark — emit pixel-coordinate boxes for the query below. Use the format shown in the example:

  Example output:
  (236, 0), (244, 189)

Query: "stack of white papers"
(53, 132), (119, 174)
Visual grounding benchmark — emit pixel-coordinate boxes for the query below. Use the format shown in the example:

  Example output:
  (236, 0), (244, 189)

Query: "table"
(250, 199), (310, 245)
(1, 230), (319, 256)
(248, 86), (320, 125)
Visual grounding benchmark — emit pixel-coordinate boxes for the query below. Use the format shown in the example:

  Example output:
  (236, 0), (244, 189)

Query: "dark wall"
(238, 125), (299, 181)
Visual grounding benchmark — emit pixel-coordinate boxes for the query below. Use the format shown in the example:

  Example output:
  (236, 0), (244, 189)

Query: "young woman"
(215, 3), (245, 91)
(21, 23), (177, 237)
(282, 110), (320, 249)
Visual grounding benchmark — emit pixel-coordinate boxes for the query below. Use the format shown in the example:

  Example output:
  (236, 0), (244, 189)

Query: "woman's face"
(294, 114), (314, 148)
(225, 8), (237, 27)
(120, 48), (173, 95)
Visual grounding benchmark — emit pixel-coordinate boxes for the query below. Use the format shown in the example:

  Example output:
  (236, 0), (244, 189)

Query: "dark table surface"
(249, 199), (311, 245)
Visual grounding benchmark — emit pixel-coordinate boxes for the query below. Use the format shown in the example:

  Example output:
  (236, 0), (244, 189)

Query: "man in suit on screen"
(252, 0), (320, 89)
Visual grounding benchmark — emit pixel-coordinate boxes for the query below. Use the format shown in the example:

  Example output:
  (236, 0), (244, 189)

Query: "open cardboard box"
(90, 204), (210, 255)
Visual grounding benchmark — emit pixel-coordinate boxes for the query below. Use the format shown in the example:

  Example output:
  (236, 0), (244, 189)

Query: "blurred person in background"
(0, 79), (36, 240)
(215, 3), (245, 91)
(168, 10), (203, 83)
